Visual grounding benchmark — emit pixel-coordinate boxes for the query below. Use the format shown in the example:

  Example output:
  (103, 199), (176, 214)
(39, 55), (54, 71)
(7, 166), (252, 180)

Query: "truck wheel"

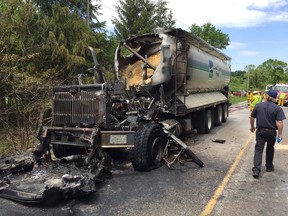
(131, 123), (167, 171)
(204, 109), (213, 133)
(214, 105), (223, 126)
(222, 103), (228, 122)
(196, 109), (213, 134)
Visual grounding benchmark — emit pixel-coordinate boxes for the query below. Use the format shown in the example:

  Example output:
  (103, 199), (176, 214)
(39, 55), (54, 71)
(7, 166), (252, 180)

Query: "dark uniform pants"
(253, 128), (277, 171)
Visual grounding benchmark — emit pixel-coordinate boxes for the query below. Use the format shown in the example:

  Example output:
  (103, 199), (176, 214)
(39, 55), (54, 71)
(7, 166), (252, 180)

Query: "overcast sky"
(99, 0), (288, 71)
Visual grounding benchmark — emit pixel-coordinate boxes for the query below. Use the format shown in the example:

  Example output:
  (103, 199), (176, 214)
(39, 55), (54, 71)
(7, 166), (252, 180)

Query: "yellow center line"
(200, 133), (254, 216)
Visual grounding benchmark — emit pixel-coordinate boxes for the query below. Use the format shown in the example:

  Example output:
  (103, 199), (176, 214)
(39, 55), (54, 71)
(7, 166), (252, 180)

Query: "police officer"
(250, 90), (286, 178)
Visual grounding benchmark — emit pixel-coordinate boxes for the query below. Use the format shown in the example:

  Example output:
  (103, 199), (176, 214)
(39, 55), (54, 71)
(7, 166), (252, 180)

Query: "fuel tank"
(115, 28), (231, 93)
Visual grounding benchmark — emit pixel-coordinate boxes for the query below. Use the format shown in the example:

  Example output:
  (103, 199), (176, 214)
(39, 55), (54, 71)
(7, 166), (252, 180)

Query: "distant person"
(246, 91), (252, 105)
(249, 91), (262, 113)
(250, 90), (286, 178)
(263, 92), (268, 101)
(258, 91), (263, 101)
(278, 92), (286, 106)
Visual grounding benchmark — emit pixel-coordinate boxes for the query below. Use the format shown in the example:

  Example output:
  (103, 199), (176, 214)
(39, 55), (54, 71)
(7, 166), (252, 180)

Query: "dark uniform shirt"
(251, 100), (286, 129)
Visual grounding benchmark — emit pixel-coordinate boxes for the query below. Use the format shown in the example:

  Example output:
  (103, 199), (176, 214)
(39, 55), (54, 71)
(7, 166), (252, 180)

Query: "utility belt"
(257, 128), (276, 131)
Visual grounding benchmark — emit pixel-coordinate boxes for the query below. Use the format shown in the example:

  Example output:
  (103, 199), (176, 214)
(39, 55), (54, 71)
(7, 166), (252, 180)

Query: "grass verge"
(229, 96), (247, 104)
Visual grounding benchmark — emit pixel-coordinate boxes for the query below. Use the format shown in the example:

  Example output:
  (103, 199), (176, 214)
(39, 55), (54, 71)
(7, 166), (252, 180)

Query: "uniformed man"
(250, 90), (286, 178)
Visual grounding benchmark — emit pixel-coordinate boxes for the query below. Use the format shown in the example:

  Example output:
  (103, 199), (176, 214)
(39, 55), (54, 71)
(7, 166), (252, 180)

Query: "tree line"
(0, 0), (287, 154)
(230, 61), (288, 93)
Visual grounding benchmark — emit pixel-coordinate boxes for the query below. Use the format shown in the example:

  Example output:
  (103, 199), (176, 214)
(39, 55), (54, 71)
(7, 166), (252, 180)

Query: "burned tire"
(214, 105), (223, 126)
(184, 148), (204, 168)
(131, 123), (167, 171)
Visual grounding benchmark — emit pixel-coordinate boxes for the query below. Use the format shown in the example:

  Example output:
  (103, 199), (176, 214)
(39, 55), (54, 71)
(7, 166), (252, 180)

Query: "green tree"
(0, 0), (113, 152)
(244, 64), (256, 91)
(154, 0), (175, 29)
(230, 70), (247, 92)
(243, 60), (288, 91)
(33, 0), (106, 30)
(112, 0), (175, 40)
(189, 22), (230, 49)
(113, 0), (155, 39)
(0, 0), (48, 150)
(256, 59), (288, 85)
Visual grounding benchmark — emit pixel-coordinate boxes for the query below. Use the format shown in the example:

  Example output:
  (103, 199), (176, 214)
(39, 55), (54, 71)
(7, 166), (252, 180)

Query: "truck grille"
(53, 90), (104, 126)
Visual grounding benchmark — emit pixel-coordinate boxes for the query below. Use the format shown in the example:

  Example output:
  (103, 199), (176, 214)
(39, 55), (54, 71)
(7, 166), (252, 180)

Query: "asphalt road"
(1, 103), (288, 216)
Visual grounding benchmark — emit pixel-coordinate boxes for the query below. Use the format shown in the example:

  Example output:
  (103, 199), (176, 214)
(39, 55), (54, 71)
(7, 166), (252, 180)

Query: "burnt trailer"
(34, 28), (231, 174)
(115, 28), (231, 133)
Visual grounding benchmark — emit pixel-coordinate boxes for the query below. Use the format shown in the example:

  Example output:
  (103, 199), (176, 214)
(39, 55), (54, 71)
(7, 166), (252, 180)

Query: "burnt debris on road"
(0, 152), (112, 206)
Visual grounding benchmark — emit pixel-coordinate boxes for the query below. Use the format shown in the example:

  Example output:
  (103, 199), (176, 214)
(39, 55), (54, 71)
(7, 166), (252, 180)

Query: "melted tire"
(131, 123), (167, 171)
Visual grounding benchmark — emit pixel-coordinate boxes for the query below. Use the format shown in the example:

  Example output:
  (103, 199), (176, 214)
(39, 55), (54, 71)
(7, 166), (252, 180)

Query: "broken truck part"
(0, 152), (112, 205)
(34, 28), (231, 171)
(1, 28), (231, 205)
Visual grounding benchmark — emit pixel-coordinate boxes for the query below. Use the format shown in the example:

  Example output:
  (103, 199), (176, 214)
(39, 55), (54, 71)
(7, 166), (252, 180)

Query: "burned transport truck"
(35, 28), (231, 172)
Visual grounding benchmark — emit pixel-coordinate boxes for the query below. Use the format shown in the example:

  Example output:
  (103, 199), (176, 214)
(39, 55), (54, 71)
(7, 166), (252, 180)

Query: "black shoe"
(252, 168), (260, 178)
(266, 167), (274, 172)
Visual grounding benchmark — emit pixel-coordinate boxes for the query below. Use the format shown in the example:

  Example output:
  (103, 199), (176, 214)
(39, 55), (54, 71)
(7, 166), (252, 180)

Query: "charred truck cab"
(35, 28), (231, 172)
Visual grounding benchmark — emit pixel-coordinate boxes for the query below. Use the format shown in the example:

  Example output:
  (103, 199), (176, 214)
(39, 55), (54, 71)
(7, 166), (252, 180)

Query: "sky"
(98, 0), (288, 72)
